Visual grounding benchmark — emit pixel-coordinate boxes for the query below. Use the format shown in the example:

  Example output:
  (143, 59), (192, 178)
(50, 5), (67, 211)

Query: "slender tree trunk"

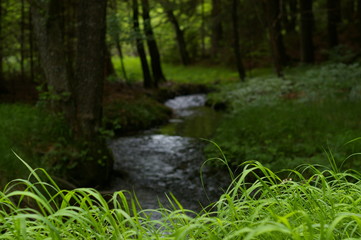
(327, 0), (341, 48)
(231, 0), (245, 81)
(358, 0), (361, 23)
(20, 0), (25, 80)
(29, 12), (34, 82)
(211, 0), (223, 59)
(104, 46), (116, 79)
(200, 0), (206, 57)
(162, 4), (190, 65)
(115, 40), (128, 82)
(283, 0), (297, 33)
(0, 0), (3, 90)
(264, 0), (287, 76)
(343, 0), (355, 22)
(299, 0), (315, 63)
(141, 0), (166, 86)
(132, 0), (153, 88)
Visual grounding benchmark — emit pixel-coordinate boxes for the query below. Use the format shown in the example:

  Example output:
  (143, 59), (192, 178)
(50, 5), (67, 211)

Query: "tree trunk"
(327, 0), (341, 48)
(264, 0), (287, 76)
(29, 12), (34, 82)
(231, 0), (245, 81)
(200, 0), (206, 57)
(0, 0), (4, 91)
(104, 46), (116, 79)
(31, 0), (112, 187)
(74, 0), (106, 139)
(141, 0), (166, 86)
(211, 0), (223, 59)
(358, 0), (361, 23)
(20, 0), (25, 81)
(30, 0), (75, 119)
(299, 0), (315, 63)
(343, 0), (355, 22)
(161, 3), (190, 66)
(115, 40), (128, 82)
(132, 0), (153, 88)
(283, 0), (297, 33)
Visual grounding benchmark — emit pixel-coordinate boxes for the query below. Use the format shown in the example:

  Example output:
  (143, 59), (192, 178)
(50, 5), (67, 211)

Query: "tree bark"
(160, 1), (190, 66)
(211, 0), (223, 59)
(358, 0), (361, 23)
(264, 0), (287, 76)
(104, 46), (116, 79)
(30, 0), (112, 186)
(231, 0), (245, 81)
(74, 0), (107, 139)
(0, 0), (3, 90)
(132, 0), (153, 88)
(327, 0), (341, 48)
(141, 0), (166, 86)
(283, 0), (297, 33)
(20, 0), (25, 81)
(29, 11), (34, 82)
(299, 0), (315, 63)
(115, 40), (128, 82)
(30, 0), (75, 119)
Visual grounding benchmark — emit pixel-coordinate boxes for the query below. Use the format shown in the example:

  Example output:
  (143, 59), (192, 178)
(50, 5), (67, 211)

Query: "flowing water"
(106, 94), (229, 212)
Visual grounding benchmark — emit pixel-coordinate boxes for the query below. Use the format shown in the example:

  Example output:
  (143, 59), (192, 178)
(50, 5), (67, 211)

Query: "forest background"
(0, 0), (360, 188)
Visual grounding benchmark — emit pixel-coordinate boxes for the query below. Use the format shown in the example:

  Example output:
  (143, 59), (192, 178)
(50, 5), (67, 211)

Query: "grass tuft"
(2, 154), (361, 239)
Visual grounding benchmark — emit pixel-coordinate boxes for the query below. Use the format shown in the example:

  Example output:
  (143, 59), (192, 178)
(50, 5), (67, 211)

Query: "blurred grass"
(112, 56), (244, 84)
(207, 62), (361, 172)
(0, 104), (70, 186)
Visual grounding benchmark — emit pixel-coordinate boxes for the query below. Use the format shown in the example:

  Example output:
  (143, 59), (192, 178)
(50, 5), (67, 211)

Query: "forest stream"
(104, 94), (230, 213)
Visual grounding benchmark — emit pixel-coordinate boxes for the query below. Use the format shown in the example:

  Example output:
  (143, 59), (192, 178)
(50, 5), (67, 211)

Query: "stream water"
(106, 94), (229, 212)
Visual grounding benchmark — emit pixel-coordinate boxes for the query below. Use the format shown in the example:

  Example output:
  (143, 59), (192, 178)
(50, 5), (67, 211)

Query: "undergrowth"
(2, 154), (361, 239)
(207, 62), (361, 171)
(0, 104), (71, 187)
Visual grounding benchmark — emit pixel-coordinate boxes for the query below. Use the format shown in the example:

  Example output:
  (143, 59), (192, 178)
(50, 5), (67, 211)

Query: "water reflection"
(107, 94), (228, 211)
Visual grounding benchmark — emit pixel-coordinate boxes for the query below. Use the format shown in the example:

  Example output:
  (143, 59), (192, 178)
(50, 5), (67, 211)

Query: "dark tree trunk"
(264, 0), (287, 76)
(358, 0), (361, 22)
(0, 0), (3, 90)
(115, 40), (128, 82)
(104, 46), (116, 78)
(211, 0), (223, 59)
(299, 0), (315, 63)
(284, 0), (298, 33)
(200, 0), (206, 57)
(231, 0), (245, 81)
(72, 0), (112, 187)
(30, 0), (75, 119)
(132, 0), (153, 88)
(141, 0), (166, 86)
(31, 0), (112, 186)
(161, 2), (190, 66)
(343, 0), (355, 22)
(20, 0), (25, 80)
(74, 0), (107, 139)
(29, 12), (34, 82)
(327, 0), (341, 48)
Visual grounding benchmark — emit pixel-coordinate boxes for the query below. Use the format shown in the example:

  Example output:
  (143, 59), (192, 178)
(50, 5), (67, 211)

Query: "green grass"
(0, 104), (71, 187)
(2, 156), (361, 239)
(111, 56), (241, 85)
(207, 62), (361, 172)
